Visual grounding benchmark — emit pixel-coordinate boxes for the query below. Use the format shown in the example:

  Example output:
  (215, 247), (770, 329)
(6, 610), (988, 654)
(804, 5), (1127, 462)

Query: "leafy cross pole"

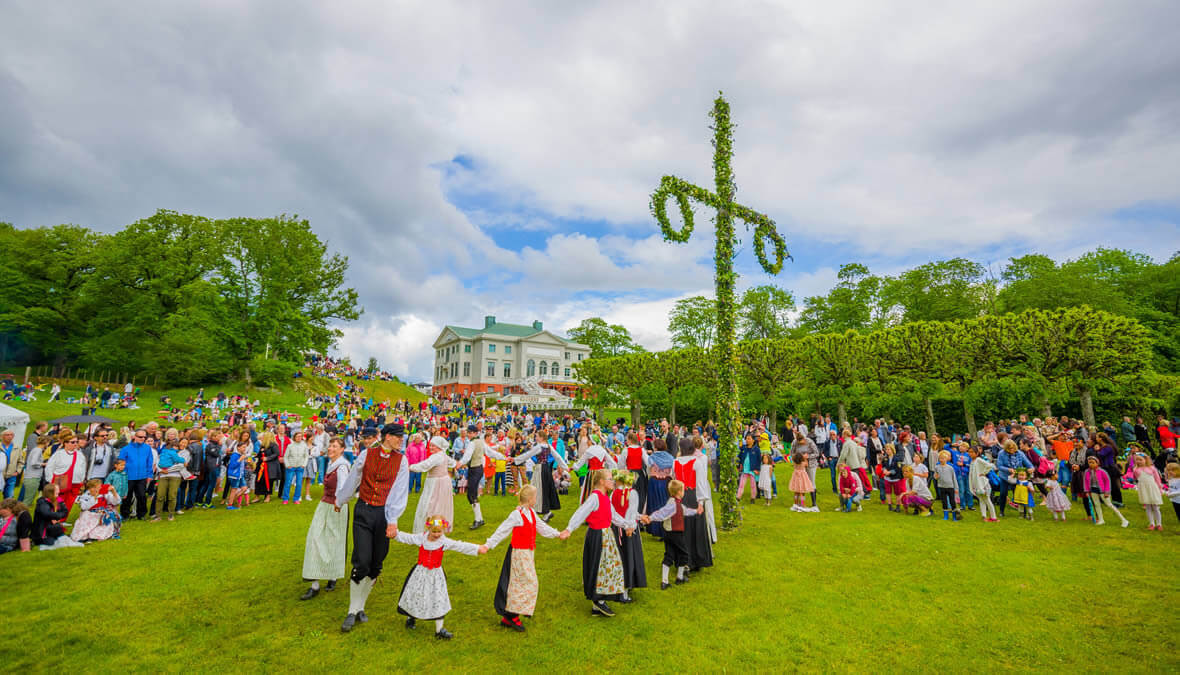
(650, 93), (789, 529)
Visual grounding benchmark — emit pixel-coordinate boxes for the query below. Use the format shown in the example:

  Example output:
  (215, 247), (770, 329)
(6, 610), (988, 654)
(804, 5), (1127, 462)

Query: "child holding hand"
(1131, 452), (1167, 531)
(394, 515), (487, 640)
(639, 479), (701, 589)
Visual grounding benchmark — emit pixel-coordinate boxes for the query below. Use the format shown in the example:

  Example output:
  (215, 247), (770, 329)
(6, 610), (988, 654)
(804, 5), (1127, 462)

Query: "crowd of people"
(2, 376), (1178, 639)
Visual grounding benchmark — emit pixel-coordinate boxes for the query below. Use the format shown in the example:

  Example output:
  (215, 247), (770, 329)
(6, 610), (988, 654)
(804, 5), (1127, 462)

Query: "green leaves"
(566, 318), (644, 359)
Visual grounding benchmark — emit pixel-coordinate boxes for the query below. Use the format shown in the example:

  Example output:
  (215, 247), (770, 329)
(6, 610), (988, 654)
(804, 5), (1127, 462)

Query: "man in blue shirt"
(119, 431), (156, 520)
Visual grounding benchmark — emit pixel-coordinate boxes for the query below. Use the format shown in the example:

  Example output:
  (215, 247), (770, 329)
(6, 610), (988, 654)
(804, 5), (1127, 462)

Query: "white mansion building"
(431, 316), (590, 400)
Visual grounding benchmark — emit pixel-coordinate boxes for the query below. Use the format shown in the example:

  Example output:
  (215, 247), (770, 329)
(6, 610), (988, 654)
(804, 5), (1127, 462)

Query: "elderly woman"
(409, 435), (457, 533)
(300, 437), (351, 600)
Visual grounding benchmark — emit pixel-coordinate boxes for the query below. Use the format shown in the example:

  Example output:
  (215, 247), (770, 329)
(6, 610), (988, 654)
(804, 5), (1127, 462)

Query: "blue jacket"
(158, 447), (184, 469)
(119, 442), (155, 481)
(995, 449), (1033, 479)
(226, 452), (243, 480)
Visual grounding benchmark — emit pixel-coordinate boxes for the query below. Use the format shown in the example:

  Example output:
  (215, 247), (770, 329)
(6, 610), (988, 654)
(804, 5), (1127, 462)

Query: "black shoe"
(675, 577), (686, 585)
(300, 586), (319, 601)
(618, 596), (634, 604)
(357, 611), (368, 624)
(325, 580), (336, 591)
(660, 582), (670, 590)
(500, 618), (525, 632)
(470, 520), (484, 530)
(591, 601), (615, 617)
(341, 613), (357, 633)
(436, 628), (453, 640)
(405, 617), (416, 630)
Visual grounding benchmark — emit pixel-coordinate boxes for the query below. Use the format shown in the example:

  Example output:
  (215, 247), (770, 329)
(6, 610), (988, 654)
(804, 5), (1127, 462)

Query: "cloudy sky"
(3, 1), (1178, 381)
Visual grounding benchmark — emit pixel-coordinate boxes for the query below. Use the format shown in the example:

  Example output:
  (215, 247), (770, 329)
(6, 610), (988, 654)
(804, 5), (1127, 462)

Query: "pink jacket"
(405, 441), (428, 467)
(1083, 468), (1110, 494)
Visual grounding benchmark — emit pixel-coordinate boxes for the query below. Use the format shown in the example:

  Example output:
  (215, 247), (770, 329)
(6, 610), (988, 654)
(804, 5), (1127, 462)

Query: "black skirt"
(580, 527), (621, 601)
(493, 546), (515, 617)
(613, 526), (647, 589)
(537, 463), (561, 514)
(681, 488), (713, 571)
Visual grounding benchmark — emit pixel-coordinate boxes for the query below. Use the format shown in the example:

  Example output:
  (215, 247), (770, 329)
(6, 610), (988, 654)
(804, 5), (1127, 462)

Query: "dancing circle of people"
(301, 423), (715, 639)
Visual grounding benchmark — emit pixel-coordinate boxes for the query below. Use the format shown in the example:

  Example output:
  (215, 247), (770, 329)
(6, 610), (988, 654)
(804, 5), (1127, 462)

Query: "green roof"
(443, 322), (579, 344)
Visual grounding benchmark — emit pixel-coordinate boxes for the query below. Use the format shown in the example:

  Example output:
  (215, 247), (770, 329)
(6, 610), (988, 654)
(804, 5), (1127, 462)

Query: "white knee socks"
(473, 503), (483, 522)
(1145, 504), (1161, 527)
(677, 566), (688, 580)
(435, 619), (445, 632)
(311, 580), (320, 591)
(348, 577), (375, 614)
(661, 565), (670, 584)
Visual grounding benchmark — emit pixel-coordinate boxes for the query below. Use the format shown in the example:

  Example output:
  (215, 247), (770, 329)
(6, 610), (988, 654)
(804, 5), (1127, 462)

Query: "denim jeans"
(827, 459), (839, 492)
(1057, 461), (1072, 496)
(494, 472), (506, 495)
(283, 468), (305, 501)
(409, 471), (422, 493)
(956, 474), (973, 508)
(195, 476), (217, 505)
(3, 475), (18, 499)
(316, 456), (328, 485)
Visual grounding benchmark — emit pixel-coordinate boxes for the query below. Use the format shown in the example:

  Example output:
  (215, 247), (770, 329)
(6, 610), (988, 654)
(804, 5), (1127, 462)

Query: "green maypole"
(650, 93), (789, 529)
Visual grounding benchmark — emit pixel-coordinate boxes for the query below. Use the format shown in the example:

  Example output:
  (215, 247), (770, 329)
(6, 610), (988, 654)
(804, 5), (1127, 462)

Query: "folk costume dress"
(565, 488), (628, 601)
(43, 448), (87, 514)
(621, 444), (650, 512)
(410, 437), (457, 534)
(70, 486), (122, 542)
(572, 445), (617, 504)
(515, 442), (568, 520)
(610, 487), (647, 590)
(674, 454), (714, 570)
(302, 456), (350, 582)
(393, 531), (480, 621)
(485, 506), (561, 618)
(693, 448), (718, 545)
(644, 450), (675, 539)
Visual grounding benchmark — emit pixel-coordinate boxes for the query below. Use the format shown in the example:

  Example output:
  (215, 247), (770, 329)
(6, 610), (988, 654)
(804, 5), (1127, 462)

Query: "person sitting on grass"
(898, 465), (933, 517)
(0, 498), (33, 554)
(33, 484), (82, 550)
(71, 478), (122, 542)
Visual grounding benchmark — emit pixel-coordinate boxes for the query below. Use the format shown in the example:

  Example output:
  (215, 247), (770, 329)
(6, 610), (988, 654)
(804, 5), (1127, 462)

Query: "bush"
(246, 357), (299, 388)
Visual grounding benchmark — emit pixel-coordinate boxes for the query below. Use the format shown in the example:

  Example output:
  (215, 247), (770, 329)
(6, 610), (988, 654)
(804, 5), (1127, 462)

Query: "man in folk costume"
(621, 431), (650, 513)
(457, 427), (507, 530)
(335, 423), (410, 633)
(560, 469), (629, 618)
(44, 430), (87, 514)
(571, 443), (617, 504)
(514, 429), (568, 523)
(484, 485), (567, 632)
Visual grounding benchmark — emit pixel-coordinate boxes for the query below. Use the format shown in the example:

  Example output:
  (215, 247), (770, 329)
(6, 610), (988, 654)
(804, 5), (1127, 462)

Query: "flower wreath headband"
(425, 516), (450, 532)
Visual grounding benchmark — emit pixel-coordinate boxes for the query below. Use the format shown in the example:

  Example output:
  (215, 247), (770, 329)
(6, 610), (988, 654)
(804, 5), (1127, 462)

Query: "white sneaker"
(1096, 519), (1105, 526)
(789, 504), (799, 512)
(1120, 520), (1129, 528)
(856, 504), (863, 512)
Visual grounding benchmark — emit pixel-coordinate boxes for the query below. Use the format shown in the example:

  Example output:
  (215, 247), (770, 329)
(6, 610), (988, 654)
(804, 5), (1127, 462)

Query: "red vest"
(586, 490), (611, 529)
(669, 498), (685, 532)
(588, 455), (604, 471)
(674, 458), (697, 490)
(611, 488), (630, 518)
(510, 508), (537, 550)
(417, 545), (443, 569)
(625, 446), (643, 470)
(359, 449), (403, 507)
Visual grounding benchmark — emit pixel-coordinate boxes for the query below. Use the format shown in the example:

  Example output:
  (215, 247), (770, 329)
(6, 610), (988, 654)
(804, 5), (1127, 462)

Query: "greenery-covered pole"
(650, 93), (789, 529)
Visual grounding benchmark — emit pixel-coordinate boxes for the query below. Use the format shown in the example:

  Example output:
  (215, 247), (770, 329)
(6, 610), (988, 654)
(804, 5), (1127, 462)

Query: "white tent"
(0, 401), (30, 447)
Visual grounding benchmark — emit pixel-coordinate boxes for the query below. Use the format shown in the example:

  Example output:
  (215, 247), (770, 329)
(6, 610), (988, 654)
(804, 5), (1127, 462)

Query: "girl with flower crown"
(392, 514), (487, 640)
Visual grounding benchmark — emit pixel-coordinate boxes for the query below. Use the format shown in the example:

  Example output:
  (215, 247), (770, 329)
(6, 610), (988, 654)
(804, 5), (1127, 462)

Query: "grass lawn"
(2, 463), (1176, 672)
(3, 375), (426, 429)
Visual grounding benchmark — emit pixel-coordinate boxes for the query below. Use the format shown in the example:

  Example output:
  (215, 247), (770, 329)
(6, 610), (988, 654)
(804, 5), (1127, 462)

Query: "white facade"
(431, 316), (590, 399)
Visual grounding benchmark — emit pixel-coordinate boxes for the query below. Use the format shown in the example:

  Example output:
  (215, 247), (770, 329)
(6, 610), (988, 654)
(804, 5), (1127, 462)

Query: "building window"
(565, 351), (570, 359)
(565, 368), (570, 377)
(503, 362), (511, 378)
(487, 385), (495, 393)
(539, 362), (548, 376)
(527, 359), (535, 376)
(505, 345), (512, 354)
(551, 362), (559, 376)
(464, 344), (471, 353)
(489, 344), (496, 353)
(578, 353), (583, 361)
(487, 360), (496, 377)
(451, 363), (457, 377)
(463, 362), (470, 377)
